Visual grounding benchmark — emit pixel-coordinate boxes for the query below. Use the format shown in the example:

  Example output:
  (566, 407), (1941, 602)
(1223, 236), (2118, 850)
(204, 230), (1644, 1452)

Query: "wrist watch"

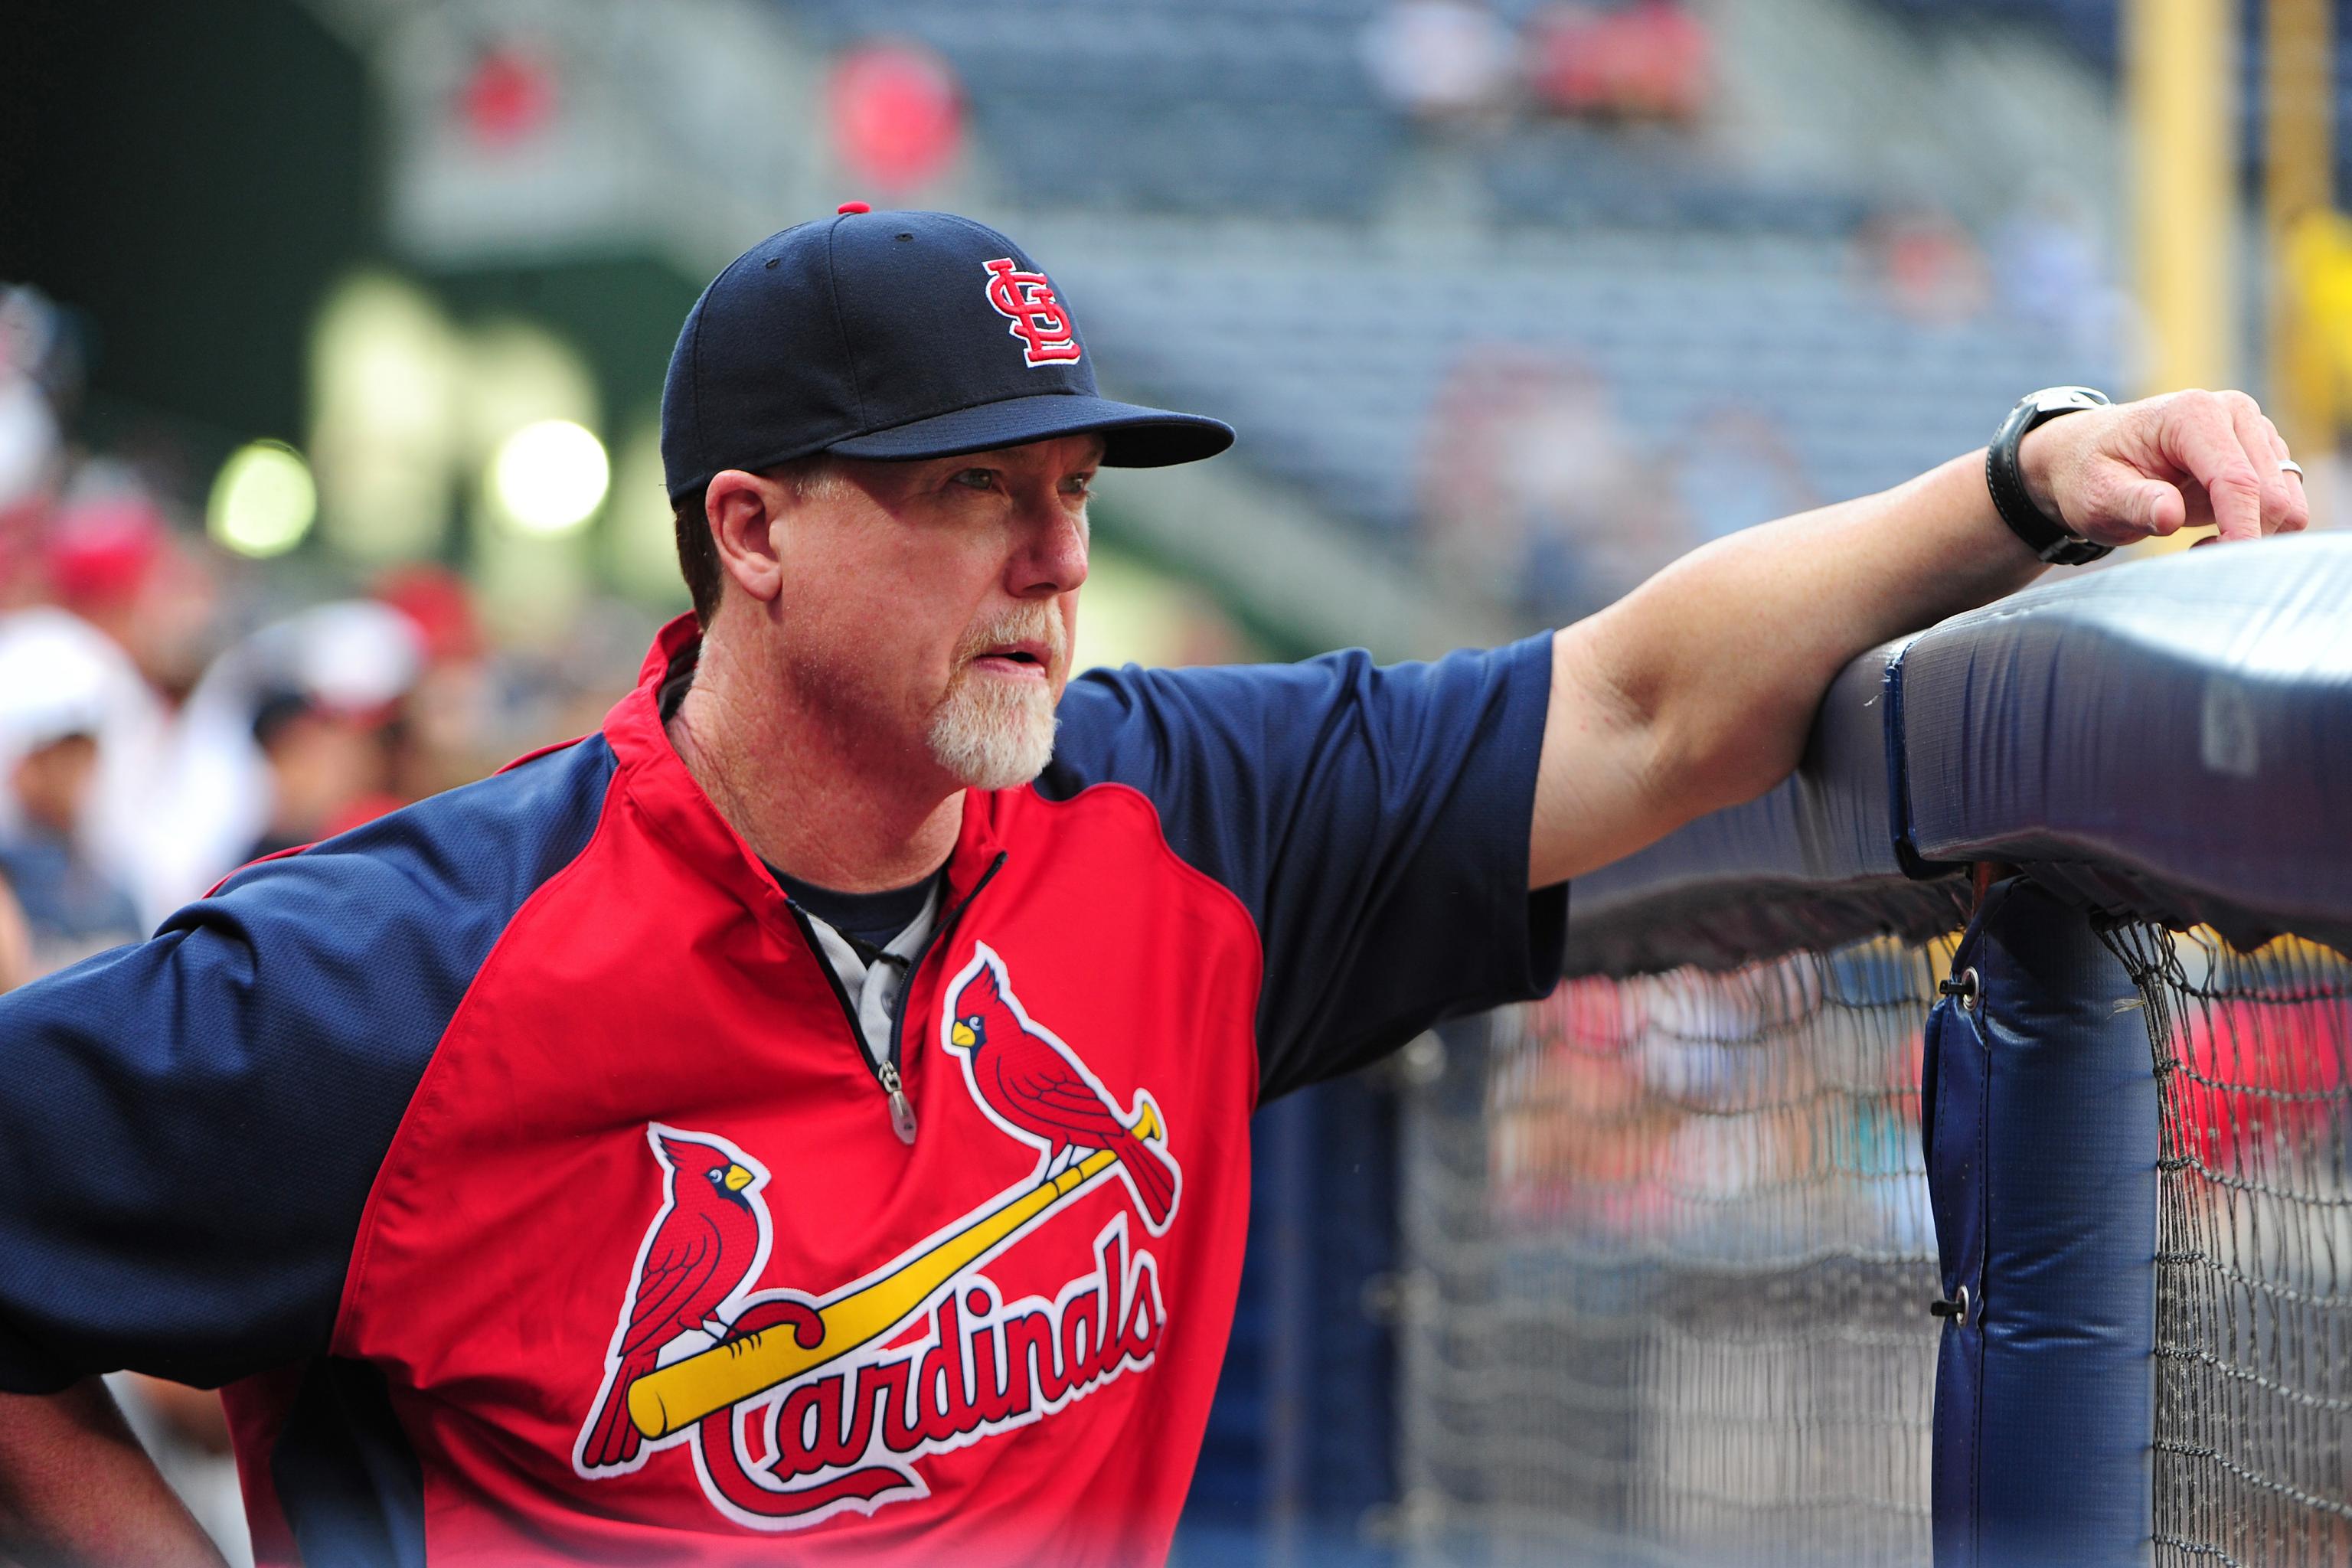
(1987, 386), (2113, 564)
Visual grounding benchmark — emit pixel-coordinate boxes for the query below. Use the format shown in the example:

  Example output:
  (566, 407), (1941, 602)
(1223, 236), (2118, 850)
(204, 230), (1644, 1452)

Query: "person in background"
(241, 685), (405, 863)
(0, 612), (142, 974)
(1672, 405), (1820, 543)
(34, 488), (220, 926)
(1419, 348), (1694, 622)
(0, 285), (74, 613)
(166, 599), (424, 891)
(1852, 204), (1991, 325)
(1359, 0), (1514, 122)
(374, 565), (498, 800)
(43, 484), (219, 708)
(1527, 0), (1713, 124)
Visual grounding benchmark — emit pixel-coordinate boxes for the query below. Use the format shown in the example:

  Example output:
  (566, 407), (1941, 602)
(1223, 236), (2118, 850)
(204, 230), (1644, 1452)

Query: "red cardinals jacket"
(0, 614), (1565, 1566)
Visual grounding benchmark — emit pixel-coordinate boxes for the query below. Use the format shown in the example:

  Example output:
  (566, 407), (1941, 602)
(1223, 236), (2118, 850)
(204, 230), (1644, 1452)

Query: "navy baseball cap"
(661, 207), (1233, 500)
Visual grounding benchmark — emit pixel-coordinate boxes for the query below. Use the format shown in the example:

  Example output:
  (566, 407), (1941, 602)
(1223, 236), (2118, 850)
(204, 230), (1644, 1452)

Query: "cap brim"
(822, 393), (1233, 468)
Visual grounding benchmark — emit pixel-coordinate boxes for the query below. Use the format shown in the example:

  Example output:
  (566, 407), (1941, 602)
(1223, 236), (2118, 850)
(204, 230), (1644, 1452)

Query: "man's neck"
(662, 629), (962, 893)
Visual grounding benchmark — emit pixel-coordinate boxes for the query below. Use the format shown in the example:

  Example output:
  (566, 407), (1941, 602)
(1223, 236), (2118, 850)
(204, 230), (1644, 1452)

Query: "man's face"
(761, 433), (1099, 792)
(9, 732), (98, 838)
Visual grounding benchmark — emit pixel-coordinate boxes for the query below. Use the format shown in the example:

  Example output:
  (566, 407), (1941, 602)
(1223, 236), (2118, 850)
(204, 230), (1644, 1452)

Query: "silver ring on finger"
(2280, 458), (2305, 480)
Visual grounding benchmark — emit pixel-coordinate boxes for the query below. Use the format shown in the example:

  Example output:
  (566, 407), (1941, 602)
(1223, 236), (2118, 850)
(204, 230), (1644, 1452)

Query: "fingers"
(2279, 462), (2311, 534)
(2223, 390), (2311, 535)
(2151, 390), (2314, 541)
(2259, 430), (2311, 536)
(2157, 394), (2267, 541)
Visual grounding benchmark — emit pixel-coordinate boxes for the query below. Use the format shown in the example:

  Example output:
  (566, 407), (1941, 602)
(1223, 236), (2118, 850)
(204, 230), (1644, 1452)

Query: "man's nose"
(1011, 504), (1089, 597)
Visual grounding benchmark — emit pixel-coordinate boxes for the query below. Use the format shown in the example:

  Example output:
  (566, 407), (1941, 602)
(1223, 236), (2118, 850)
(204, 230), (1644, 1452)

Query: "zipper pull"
(878, 1061), (918, 1145)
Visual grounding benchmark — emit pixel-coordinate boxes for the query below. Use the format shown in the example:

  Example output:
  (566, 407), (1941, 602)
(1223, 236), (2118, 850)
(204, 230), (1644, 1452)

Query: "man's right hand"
(0, 1378), (227, 1568)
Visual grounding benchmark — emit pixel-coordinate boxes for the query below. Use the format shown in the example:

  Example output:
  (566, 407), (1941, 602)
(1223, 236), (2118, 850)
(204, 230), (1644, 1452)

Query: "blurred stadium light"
(205, 441), (317, 559)
(489, 418), (609, 537)
(309, 273), (465, 563)
(459, 319), (600, 645)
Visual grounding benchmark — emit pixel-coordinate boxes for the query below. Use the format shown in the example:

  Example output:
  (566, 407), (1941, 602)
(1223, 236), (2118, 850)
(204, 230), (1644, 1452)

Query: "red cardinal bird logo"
(574, 1125), (772, 1475)
(942, 944), (1180, 1235)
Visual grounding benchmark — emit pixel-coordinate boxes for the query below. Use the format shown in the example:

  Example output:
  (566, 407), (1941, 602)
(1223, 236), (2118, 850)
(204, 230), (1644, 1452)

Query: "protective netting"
(1398, 937), (1947, 1566)
(2106, 925), (2352, 1568)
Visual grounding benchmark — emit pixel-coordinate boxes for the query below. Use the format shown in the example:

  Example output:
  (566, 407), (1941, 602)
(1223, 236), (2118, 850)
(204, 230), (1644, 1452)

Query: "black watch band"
(1987, 386), (2113, 565)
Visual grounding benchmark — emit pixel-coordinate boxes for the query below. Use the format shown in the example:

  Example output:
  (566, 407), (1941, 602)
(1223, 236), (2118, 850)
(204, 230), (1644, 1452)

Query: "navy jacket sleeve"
(1040, 635), (1568, 1100)
(0, 737), (612, 1394)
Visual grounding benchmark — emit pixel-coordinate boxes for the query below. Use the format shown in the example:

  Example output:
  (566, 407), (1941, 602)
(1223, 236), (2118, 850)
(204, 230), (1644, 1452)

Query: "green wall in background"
(1, 0), (376, 482)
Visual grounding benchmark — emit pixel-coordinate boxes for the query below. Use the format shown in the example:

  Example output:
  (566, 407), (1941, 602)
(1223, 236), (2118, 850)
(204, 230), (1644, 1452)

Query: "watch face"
(2029, 386), (2109, 416)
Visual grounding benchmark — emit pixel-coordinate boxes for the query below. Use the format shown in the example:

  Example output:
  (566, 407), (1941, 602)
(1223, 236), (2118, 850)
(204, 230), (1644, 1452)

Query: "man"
(0, 611), (144, 975)
(0, 207), (2307, 1566)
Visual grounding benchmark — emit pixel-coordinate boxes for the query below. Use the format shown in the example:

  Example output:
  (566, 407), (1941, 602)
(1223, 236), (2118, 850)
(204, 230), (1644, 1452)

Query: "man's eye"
(952, 469), (996, 491)
(1064, 473), (1095, 495)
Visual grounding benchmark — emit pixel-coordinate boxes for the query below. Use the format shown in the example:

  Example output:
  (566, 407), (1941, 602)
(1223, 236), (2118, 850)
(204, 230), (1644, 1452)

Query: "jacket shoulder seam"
(330, 756), (626, 1348)
(1021, 779), (1271, 1112)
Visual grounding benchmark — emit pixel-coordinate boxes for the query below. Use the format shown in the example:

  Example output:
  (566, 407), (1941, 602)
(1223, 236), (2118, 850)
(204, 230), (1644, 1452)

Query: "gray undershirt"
(794, 886), (942, 1069)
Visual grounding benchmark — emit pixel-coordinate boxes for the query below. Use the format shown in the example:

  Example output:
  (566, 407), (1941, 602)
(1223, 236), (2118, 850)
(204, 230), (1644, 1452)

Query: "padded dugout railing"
(1548, 534), (2352, 1566)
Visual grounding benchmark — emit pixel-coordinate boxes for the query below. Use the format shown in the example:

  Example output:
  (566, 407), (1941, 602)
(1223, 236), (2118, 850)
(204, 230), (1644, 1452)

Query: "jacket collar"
(603, 615), (1007, 924)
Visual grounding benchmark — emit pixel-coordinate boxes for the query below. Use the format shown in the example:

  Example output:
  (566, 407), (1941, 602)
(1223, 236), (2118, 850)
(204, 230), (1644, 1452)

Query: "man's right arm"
(0, 1380), (224, 1568)
(0, 884), (400, 1567)
(0, 837), (491, 1559)
(0, 738), (615, 1558)
(1, 874), (207, 1567)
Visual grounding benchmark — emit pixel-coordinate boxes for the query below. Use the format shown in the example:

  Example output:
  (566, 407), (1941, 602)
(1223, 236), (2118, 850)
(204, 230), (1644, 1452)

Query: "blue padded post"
(1922, 877), (2156, 1568)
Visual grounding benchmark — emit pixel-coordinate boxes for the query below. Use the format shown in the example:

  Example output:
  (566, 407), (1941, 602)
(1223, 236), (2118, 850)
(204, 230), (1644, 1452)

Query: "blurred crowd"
(1485, 956), (1934, 1256)
(1361, 0), (1713, 126)
(1411, 185), (2123, 624)
(0, 283), (670, 1565)
(0, 285), (649, 980)
(1419, 351), (1821, 619)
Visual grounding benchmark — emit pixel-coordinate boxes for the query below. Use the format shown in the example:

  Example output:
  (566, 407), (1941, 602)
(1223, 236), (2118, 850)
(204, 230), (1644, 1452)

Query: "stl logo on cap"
(982, 257), (1083, 368)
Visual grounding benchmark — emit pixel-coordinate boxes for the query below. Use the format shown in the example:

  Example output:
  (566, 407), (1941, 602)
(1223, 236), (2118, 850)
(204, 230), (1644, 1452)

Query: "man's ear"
(704, 469), (789, 605)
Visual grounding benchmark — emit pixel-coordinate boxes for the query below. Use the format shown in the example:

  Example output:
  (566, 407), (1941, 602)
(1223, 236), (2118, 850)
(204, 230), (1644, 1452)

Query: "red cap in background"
(374, 564), (484, 664)
(45, 493), (168, 610)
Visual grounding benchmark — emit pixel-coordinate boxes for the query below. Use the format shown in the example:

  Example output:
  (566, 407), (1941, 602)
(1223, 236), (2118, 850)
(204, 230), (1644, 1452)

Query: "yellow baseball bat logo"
(628, 1102), (1165, 1440)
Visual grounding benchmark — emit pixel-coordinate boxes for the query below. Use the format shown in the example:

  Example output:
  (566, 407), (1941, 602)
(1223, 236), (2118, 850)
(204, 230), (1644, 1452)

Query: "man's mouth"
(970, 642), (1051, 678)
